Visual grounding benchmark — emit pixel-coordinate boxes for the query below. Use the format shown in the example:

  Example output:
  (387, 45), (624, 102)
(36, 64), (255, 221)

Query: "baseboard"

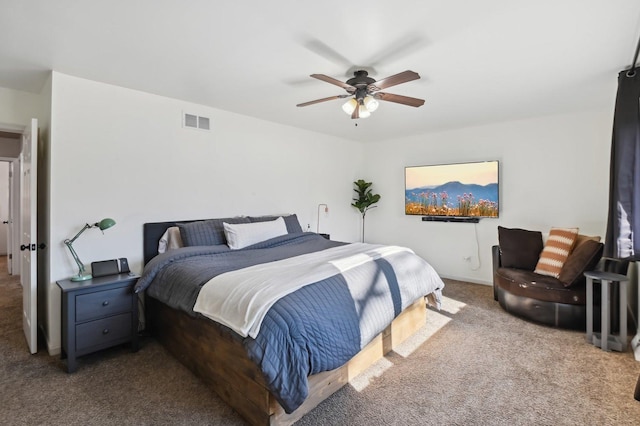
(440, 274), (491, 286)
(40, 323), (60, 356)
(48, 345), (61, 356)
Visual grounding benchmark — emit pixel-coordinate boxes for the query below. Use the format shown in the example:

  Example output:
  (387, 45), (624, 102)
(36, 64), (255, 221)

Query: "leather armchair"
(492, 245), (629, 330)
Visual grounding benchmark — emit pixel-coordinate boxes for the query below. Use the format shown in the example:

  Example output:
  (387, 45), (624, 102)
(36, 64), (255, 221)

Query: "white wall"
(0, 86), (47, 130)
(363, 109), (614, 284)
(46, 72), (364, 353)
(0, 73), (621, 353)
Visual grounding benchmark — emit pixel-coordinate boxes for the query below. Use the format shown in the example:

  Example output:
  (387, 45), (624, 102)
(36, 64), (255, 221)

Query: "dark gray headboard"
(143, 214), (302, 265)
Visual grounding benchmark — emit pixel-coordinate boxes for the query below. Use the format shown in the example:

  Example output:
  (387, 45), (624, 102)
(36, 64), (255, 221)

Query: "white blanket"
(193, 243), (413, 338)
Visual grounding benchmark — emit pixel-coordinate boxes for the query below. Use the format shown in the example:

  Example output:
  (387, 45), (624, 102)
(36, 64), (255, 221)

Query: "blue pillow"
(178, 217), (250, 246)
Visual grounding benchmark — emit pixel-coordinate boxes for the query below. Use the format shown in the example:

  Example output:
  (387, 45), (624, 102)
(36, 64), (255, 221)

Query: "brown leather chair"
(492, 244), (628, 330)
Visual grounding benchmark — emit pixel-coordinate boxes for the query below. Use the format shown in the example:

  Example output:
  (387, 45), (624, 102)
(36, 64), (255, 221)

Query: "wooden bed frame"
(143, 220), (428, 425)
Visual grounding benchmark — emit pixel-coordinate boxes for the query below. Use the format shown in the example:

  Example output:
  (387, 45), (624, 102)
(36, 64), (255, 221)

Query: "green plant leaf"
(351, 179), (381, 215)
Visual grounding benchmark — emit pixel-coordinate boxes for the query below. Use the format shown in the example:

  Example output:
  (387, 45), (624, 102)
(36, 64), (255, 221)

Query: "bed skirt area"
(146, 296), (428, 426)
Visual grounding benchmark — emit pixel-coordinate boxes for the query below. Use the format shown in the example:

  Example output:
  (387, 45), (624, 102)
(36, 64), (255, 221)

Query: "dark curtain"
(604, 68), (640, 260)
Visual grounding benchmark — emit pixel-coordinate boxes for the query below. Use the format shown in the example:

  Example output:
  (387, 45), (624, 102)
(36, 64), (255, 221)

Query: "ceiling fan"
(296, 70), (425, 119)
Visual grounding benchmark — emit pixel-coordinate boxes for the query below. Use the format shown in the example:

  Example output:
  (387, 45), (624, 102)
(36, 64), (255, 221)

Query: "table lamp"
(317, 203), (328, 233)
(64, 218), (116, 281)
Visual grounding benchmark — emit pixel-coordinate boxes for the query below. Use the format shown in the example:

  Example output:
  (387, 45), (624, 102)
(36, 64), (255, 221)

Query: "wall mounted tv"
(405, 160), (499, 219)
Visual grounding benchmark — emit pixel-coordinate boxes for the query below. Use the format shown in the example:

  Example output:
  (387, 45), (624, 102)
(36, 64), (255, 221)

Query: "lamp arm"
(64, 239), (86, 276)
(66, 223), (93, 244)
(64, 223), (93, 277)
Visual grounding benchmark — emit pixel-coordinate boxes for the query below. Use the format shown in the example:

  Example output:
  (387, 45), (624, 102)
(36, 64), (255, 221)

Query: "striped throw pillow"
(534, 227), (579, 278)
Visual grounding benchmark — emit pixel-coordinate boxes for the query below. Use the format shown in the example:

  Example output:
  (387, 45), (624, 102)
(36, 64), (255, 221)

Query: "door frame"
(0, 156), (20, 275)
(20, 118), (38, 354)
(0, 121), (24, 276)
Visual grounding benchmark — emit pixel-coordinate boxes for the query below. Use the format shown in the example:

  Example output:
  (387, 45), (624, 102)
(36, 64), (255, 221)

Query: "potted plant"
(351, 179), (381, 242)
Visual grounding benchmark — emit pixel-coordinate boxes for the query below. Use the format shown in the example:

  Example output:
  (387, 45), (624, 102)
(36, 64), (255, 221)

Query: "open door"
(21, 118), (38, 354)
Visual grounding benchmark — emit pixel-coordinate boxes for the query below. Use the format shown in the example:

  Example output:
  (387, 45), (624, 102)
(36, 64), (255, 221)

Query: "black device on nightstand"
(118, 258), (130, 273)
(90, 259), (119, 277)
(56, 273), (139, 373)
(91, 257), (130, 277)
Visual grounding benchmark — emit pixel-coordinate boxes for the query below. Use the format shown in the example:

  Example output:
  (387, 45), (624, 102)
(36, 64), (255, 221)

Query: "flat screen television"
(405, 160), (499, 218)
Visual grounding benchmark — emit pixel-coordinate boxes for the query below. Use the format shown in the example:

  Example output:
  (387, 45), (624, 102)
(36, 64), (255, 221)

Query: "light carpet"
(1, 257), (639, 425)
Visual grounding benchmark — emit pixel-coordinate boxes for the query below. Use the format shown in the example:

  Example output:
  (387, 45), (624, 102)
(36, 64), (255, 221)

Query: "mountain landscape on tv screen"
(405, 181), (499, 217)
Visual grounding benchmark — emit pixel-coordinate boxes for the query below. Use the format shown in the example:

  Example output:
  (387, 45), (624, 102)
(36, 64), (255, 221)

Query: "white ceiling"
(1, 0), (639, 142)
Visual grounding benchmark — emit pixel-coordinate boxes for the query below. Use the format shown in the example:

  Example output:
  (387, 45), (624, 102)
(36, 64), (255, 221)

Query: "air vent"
(198, 116), (210, 130)
(183, 113), (211, 131)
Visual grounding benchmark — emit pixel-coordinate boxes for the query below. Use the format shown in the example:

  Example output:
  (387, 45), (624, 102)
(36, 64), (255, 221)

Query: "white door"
(21, 118), (38, 354)
(7, 161), (14, 274)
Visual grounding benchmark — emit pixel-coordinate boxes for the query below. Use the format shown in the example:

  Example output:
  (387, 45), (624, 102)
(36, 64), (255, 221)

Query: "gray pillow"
(248, 214), (303, 234)
(558, 240), (603, 287)
(178, 217), (250, 246)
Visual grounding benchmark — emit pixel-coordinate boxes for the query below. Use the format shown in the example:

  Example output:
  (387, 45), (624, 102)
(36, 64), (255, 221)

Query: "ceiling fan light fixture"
(342, 98), (357, 115)
(358, 104), (371, 118)
(363, 96), (379, 112)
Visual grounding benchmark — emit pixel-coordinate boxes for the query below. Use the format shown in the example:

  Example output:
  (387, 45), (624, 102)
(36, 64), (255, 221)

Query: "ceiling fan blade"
(375, 92), (425, 107)
(368, 70), (420, 91)
(304, 39), (353, 69)
(296, 94), (349, 107)
(310, 74), (356, 92)
(366, 33), (426, 69)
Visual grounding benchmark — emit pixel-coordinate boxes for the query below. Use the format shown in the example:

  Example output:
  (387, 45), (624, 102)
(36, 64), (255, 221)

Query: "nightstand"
(584, 270), (629, 352)
(57, 273), (140, 373)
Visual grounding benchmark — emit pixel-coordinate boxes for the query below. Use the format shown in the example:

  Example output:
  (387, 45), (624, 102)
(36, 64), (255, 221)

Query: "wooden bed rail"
(147, 297), (427, 425)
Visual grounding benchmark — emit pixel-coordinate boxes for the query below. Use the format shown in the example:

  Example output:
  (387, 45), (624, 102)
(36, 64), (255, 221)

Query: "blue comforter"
(136, 233), (444, 413)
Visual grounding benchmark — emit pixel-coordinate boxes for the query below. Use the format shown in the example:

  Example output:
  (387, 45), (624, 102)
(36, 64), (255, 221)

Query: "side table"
(57, 273), (140, 372)
(584, 270), (629, 352)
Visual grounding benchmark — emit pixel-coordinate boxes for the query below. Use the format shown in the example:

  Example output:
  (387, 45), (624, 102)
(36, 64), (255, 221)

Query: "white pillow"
(224, 216), (287, 250)
(157, 226), (184, 254)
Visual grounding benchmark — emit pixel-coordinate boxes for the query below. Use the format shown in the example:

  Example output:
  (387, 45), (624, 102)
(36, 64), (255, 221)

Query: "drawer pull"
(102, 328), (109, 335)
(102, 300), (109, 306)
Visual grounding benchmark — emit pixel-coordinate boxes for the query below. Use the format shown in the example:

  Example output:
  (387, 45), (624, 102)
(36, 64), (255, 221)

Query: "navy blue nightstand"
(57, 273), (139, 372)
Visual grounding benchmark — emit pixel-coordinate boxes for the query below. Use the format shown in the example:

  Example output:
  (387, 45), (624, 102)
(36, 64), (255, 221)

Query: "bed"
(138, 215), (445, 425)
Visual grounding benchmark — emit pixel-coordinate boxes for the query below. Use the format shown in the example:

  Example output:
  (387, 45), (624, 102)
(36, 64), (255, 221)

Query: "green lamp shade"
(98, 218), (116, 231)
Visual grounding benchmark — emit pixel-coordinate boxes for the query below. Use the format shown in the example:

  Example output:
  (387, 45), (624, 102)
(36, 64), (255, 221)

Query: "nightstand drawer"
(76, 313), (132, 352)
(76, 286), (132, 322)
